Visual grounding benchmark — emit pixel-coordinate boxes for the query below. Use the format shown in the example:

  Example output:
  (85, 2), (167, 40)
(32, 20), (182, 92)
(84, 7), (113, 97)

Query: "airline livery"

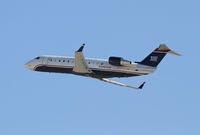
(24, 44), (181, 90)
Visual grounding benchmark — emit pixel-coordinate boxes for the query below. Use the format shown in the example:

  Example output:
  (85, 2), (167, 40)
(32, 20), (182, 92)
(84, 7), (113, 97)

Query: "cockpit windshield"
(35, 57), (40, 59)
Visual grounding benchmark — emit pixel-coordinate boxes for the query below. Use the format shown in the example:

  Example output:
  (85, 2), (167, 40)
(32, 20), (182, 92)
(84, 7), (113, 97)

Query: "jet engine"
(108, 57), (132, 66)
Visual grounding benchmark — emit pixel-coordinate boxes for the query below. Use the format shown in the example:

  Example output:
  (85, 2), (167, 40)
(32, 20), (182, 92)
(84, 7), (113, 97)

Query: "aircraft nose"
(24, 63), (29, 69)
(24, 61), (34, 70)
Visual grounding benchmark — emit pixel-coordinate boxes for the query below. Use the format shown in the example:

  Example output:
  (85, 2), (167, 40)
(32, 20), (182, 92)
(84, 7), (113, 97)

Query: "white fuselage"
(24, 55), (156, 78)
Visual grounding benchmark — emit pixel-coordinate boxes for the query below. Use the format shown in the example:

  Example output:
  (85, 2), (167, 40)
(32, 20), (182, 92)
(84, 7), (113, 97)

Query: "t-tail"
(138, 44), (181, 67)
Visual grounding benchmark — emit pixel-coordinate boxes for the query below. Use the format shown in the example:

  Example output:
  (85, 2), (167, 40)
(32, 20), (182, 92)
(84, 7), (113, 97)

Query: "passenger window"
(88, 62), (90, 64)
(101, 63), (103, 65)
(67, 60), (69, 63)
(35, 57), (40, 59)
(63, 60), (65, 62)
(59, 60), (61, 62)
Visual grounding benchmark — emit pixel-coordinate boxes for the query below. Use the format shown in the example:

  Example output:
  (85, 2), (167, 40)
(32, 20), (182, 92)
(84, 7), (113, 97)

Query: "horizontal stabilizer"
(155, 44), (181, 56)
(168, 50), (181, 56)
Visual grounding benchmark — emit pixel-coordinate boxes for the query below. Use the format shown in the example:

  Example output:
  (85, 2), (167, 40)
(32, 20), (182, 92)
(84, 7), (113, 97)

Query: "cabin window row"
(48, 59), (72, 63)
(88, 61), (104, 65)
(48, 58), (104, 65)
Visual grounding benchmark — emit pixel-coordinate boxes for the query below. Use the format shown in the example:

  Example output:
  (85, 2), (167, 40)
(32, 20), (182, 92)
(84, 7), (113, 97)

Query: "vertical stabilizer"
(139, 44), (181, 67)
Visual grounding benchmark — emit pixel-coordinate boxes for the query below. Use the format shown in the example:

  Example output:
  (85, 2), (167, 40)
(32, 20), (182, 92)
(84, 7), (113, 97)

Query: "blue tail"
(138, 44), (181, 67)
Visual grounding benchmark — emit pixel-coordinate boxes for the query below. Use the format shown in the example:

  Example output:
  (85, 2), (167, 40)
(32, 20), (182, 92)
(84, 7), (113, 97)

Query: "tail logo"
(150, 56), (158, 62)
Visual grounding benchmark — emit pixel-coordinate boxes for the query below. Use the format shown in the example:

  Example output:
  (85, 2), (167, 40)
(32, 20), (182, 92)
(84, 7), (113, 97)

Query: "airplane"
(24, 43), (181, 90)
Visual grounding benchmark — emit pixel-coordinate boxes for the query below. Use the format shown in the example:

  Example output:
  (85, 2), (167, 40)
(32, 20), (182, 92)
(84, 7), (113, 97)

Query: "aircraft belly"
(35, 65), (141, 78)
(91, 69), (139, 78)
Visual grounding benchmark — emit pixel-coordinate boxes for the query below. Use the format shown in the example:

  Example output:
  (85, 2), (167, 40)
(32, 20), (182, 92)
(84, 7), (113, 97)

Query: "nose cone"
(24, 63), (30, 69)
(24, 61), (34, 70)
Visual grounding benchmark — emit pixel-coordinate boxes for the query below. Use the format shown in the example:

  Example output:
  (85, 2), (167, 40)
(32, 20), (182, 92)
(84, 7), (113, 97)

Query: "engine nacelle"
(109, 57), (132, 66)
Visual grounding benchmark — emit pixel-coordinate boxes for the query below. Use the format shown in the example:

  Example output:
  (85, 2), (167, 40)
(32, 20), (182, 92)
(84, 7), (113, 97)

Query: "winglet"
(77, 43), (85, 52)
(138, 82), (146, 89)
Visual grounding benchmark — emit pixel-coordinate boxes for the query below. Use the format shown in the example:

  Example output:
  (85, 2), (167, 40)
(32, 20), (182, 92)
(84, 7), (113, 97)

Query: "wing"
(73, 43), (93, 73)
(96, 78), (146, 90)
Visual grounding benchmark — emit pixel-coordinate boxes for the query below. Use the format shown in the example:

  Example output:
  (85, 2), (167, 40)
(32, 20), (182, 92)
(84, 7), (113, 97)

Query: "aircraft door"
(42, 57), (48, 65)
(46, 57), (52, 65)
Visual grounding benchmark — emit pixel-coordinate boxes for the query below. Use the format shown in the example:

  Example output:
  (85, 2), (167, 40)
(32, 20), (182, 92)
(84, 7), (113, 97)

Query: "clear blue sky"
(0, 0), (199, 135)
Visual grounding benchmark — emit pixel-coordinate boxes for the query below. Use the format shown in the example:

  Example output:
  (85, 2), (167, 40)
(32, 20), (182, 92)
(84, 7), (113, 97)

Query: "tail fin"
(139, 44), (181, 67)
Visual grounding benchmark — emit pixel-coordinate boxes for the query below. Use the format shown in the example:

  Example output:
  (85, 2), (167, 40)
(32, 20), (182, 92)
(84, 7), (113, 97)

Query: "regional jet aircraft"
(24, 44), (181, 90)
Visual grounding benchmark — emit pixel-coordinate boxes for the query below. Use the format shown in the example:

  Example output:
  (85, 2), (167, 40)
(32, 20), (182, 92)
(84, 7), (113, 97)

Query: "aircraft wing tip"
(138, 82), (146, 89)
(77, 43), (86, 52)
